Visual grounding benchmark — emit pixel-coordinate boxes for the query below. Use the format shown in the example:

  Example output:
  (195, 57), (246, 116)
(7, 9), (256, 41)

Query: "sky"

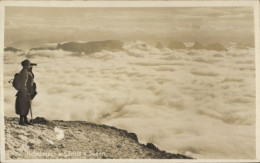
(4, 6), (255, 50)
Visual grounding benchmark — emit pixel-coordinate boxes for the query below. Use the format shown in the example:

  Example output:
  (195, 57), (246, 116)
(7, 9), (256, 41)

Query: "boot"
(24, 116), (33, 125)
(19, 115), (26, 126)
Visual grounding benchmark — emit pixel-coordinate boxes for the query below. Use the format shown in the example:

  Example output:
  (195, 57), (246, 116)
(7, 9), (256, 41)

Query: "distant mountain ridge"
(30, 47), (57, 51)
(5, 40), (233, 54)
(167, 41), (227, 51)
(205, 43), (227, 51)
(156, 42), (164, 49)
(168, 40), (186, 50)
(57, 40), (123, 54)
(4, 47), (22, 53)
(190, 41), (205, 50)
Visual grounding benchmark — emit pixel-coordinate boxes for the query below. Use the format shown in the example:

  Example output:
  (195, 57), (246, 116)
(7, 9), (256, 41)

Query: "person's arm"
(19, 69), (29, 91)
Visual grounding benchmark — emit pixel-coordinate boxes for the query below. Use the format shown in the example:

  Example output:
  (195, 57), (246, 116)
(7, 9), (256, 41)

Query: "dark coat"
(15, 68), (34, 116)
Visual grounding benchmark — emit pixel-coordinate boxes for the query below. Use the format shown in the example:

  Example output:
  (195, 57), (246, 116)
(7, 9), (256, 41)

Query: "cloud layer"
(4, 41), (255, 159)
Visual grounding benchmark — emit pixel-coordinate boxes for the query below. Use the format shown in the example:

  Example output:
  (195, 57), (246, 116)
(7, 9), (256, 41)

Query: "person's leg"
(24, 115), (32, 125)
(19, 115), (25, 125)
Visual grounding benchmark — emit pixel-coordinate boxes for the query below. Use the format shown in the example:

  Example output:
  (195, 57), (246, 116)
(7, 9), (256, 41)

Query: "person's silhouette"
(15, 59), (35, 125)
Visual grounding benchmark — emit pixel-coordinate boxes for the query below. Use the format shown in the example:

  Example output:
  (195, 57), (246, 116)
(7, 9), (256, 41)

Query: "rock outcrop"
(5, 116), (192, 159)
(57, 40), (123, 54)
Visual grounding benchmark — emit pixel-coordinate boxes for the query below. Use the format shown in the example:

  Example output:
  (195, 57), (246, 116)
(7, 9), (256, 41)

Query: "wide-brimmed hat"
(21, 59), (31, 67)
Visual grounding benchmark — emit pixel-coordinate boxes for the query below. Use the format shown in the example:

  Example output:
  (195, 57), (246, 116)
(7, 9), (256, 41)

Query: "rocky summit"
(5, 116), (192, 159)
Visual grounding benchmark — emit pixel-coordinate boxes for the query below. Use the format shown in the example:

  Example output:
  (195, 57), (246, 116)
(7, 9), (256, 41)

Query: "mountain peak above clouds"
(30, 47), (57, 51)
(189, 41), (205, 50)
(205, 43), (227, 51)
(57, 40), (123, 54)
(156, 42), (164, 49)
(5, 116), (192, 159)
(4, 47), (23, 53)
(168, 40), (186, 50)
(235, 42), (254, 49)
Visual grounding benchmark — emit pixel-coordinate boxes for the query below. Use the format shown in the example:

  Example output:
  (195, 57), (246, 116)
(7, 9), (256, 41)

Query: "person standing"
(15, 59), (35, 125)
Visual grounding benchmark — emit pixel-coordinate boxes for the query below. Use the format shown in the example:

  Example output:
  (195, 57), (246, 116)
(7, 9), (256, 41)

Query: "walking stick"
(28, 94), (34, 124)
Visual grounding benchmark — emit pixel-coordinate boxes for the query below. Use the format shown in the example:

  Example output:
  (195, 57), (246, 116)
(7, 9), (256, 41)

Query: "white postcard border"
(0, 1), (259, 163)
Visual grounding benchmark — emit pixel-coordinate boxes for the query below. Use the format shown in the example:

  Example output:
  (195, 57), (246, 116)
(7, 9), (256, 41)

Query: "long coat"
(15, 68), (34, 116)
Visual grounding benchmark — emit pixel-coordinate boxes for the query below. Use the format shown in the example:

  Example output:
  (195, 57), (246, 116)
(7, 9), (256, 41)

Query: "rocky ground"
(5, 116), (192, 159)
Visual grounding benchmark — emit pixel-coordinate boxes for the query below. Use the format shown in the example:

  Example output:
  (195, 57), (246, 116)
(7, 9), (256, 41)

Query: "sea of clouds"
(4, 41), (255, 159)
